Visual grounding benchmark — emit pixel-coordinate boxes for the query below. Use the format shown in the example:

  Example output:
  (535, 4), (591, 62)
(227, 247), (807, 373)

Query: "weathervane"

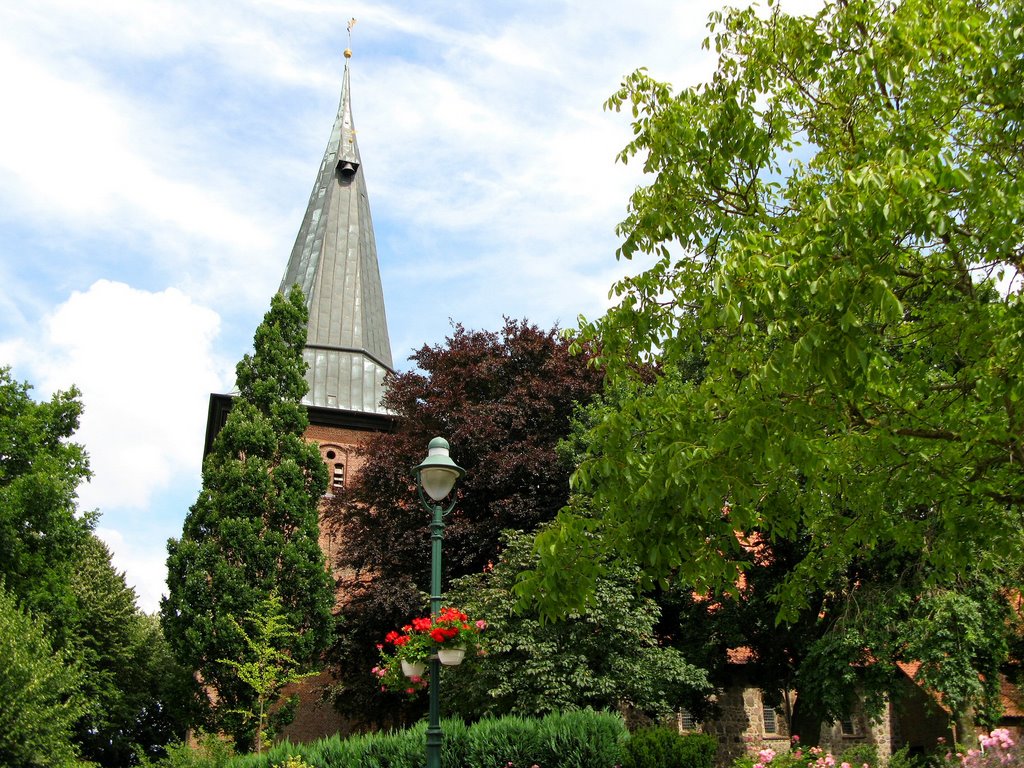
(344, 18), (356, 59)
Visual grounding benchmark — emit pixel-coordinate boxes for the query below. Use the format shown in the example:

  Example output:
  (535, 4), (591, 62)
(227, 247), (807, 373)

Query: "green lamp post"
(414, 437), (466, 768)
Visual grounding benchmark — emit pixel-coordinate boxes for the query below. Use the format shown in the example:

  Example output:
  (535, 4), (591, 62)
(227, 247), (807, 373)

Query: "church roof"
(278, 57), (394, 413)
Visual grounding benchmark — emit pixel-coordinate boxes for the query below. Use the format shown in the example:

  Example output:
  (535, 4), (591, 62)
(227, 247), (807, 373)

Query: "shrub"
(937, 728), (1024, 768)
(465, 715), (543, 768)
(160, 710), (628, 767)
(887, 746), (929, 768)
(734, 738), (875, 768)
(440, 717), (471, 768)
(838, 744), (878, 768)
(536, 710), (627, 768)
(273, 757), (313, 768)
(622, 727), (717, 768)
(152, 731), (235, 768)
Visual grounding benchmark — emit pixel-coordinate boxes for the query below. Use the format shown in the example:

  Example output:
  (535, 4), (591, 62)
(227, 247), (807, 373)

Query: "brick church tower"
(204, 50), (396, 739)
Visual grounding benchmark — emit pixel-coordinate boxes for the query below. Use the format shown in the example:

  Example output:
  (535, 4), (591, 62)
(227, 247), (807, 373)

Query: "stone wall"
(818, 698), (893, 763)
(699, 685), (905, 767)
(704, 686), (792, 766)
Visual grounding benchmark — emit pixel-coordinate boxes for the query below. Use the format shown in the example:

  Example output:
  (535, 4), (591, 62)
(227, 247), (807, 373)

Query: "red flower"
(430, 627), (458, 643)
(384, 631), (401, 644)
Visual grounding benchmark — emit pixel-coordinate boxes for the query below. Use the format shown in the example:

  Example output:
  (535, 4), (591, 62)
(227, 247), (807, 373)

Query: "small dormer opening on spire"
(336, 158), (359, 176)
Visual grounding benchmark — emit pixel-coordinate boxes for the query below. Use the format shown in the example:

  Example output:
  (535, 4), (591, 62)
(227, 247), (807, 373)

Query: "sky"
(0, 0), (823, 613)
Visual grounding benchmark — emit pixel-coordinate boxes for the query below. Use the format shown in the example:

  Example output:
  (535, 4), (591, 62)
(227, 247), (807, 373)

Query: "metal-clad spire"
(279, 55), (394, 413)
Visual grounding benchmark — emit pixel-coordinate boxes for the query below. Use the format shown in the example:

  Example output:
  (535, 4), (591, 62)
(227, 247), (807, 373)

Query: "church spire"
(279, 51), (394, 414)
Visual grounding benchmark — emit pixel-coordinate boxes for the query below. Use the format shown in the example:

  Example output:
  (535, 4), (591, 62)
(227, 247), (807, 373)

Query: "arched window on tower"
(333, 463), (345, 491)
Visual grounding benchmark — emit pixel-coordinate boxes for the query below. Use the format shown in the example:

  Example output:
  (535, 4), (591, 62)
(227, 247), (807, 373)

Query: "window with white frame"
(680, 709), (698, 731)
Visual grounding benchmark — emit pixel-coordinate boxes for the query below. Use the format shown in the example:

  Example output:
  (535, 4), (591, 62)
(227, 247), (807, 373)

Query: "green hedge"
(221, 710), (631, 768)
(621, 727), (718, 768)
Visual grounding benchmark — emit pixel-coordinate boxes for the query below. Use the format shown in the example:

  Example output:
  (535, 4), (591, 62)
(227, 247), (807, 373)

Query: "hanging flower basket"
(401, 659), (427, 677)
(437, 647), (466, 666)
(374, 607), (487, 694)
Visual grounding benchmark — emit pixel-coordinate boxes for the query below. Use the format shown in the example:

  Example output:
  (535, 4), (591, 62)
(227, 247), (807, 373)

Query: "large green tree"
(162, 287), (335, 746)
(525, 0), (1023, 734)
(0, 366), (92, 640)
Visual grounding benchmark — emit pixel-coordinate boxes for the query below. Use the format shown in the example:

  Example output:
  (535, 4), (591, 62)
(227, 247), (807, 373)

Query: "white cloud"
(96, 526), (168, 614)
(26, 280), (227, 511)
(0, 40), (281, 288)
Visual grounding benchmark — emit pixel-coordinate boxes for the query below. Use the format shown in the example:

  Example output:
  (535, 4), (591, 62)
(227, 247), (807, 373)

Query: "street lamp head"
(414, 437), (466, 501)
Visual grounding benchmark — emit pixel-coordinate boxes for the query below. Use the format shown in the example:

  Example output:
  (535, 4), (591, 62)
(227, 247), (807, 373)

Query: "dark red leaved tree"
(326, 319), (603, 723)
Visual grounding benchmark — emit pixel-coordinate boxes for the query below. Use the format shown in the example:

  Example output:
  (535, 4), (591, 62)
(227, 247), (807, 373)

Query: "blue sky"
(0, 0), (821, 612)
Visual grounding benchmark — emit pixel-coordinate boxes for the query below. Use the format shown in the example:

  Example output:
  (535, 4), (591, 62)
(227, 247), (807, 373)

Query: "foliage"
(621, 728), (717, 768)
(142, 731), (236, 768)
(0, 366), (92, 641)
(443, 529), (709, 719)
(218, 595), (319, 754)
(0, 581), (85, 768)
(837, 744), (879, 768)
(272, 758), (313, 768)
(886, 746), (929, 768)
(71, 534), (200, 766)
(162, 286), (335, 747)
(523, 0), (1024, 732)
(130, 613), (208, 762)
(326, 319), (603, 722)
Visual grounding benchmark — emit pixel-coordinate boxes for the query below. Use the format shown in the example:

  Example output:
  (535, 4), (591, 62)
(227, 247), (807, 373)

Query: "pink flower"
(476, 619), (488, 630)
(841, 762), (851, 768)
(758, 748), (776, 763)
(991, 729), (1014, 749)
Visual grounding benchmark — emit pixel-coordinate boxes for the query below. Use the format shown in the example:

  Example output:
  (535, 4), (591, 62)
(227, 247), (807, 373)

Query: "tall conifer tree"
(162, 286), (334, 743)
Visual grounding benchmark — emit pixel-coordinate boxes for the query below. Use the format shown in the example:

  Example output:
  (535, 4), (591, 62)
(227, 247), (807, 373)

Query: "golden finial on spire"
(344, 18), (356, 58)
